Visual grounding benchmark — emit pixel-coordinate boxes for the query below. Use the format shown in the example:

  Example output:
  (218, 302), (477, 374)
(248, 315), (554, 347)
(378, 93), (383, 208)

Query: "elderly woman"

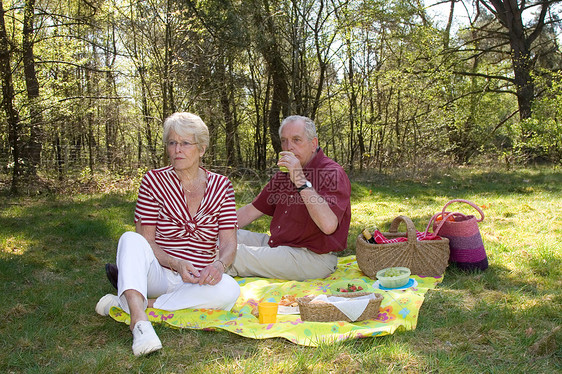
(95, 112), (240, 356)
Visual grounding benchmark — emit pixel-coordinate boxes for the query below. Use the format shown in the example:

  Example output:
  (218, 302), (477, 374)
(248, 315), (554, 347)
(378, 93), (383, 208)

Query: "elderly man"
(227, 115), (351, 281)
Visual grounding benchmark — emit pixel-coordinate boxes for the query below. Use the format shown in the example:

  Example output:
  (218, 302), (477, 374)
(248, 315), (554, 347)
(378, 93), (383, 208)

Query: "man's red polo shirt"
(252, 148), (351, 254)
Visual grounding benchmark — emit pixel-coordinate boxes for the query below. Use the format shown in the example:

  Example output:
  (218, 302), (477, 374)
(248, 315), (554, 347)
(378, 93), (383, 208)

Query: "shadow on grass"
(349, 168), (562, 203)
(0, 194), (135, 310)
(0, 193), (141, 371)
(0, 194), (134, 271)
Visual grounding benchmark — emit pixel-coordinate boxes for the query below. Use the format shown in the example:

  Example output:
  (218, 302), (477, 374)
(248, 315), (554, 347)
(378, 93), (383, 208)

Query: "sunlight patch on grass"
(34, 268), (65, 283)
(0, 236), (30, 256)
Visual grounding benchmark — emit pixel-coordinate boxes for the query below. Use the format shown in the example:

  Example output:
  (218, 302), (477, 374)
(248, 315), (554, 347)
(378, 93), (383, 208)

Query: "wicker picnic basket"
(297, 292), (383, 322)
(356, 215), (450, 278)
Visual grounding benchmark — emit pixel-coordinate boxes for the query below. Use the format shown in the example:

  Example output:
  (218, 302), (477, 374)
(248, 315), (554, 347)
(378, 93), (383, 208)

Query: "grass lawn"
(0, 167), (560, 373)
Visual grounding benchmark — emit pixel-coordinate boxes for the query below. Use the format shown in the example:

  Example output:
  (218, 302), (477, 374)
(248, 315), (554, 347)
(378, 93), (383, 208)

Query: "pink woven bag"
(425, 199), (488, 271)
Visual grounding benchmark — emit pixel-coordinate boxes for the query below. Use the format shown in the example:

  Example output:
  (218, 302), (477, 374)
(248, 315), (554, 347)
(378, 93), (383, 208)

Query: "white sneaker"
(95, 294), (120, 316)
(132, 320), (162, 356)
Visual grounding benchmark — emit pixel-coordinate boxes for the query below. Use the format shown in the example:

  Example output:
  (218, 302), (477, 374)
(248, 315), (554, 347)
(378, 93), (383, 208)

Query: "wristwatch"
(297, 180), (312, 192)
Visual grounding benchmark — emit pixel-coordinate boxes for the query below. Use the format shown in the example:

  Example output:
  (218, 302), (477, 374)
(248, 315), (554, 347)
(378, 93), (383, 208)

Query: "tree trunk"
(510, 39), (534, 121)
(86, 68), (95, 176)
(347, 39), (357, 170)
(162, 0), (175, 119)
(443, 0), (455, 49)
(310, 0), (328, 121)
(247, 50), (267, 170)
(162, 1), (169, 119)
(218, 57), (237, 167)
(268, 64), (289, 153)
(22, 0), (42, 177)
(140, 66), (158, 168)
(104, 20), (119, 170)
(104, 71), (119, 169)
(55, 133), (63, 181)
(482, 0), (551, 121)
(0, 1), (22, 193)
(253, 0), (289, 154)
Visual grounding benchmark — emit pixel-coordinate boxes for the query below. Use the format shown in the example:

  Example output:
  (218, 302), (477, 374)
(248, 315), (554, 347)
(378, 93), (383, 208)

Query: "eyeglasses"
(167, 140), (198, 149)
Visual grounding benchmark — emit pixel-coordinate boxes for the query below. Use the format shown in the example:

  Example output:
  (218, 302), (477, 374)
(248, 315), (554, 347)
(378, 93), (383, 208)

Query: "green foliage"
(512, 70), (562, 163)
(1, 0), (561, 193)
(513, 117), (562, 164)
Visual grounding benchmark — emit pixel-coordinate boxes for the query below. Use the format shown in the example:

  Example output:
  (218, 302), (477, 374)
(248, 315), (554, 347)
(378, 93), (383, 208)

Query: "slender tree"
(22, 0), (43, 177)
(251, 0), (290, 154)
(0, 0), (21, 193)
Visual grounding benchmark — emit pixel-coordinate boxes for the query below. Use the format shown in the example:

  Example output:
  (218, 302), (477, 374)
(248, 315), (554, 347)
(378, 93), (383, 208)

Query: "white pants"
(115, 231), (240, 314)
(227, 229), (338, 281)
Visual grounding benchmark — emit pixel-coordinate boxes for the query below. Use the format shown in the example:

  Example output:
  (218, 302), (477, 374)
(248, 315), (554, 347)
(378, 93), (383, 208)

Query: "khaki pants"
(227, 229), (338, 281)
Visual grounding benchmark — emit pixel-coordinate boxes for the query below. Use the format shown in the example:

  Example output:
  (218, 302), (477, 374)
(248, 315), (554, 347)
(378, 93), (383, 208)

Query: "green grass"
(1, 167), (561, 373)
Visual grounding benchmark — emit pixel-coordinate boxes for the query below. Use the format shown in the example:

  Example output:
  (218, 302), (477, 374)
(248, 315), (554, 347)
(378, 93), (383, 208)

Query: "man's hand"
(278, 151), (306, 186)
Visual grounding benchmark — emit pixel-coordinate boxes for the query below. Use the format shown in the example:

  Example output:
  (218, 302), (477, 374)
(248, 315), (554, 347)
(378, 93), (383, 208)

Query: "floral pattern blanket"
(108, 256), (443, 346)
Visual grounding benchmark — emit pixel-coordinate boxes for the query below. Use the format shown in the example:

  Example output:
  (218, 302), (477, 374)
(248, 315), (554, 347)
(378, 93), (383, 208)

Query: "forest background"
(1, 0), (562, 195)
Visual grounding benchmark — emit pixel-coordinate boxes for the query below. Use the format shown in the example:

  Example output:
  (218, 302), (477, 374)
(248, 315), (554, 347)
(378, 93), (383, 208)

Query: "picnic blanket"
(108, 256), (443, 346)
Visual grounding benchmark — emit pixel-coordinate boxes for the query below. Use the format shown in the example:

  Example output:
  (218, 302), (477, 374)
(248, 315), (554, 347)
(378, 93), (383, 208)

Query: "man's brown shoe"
(105, 263), (118, 289)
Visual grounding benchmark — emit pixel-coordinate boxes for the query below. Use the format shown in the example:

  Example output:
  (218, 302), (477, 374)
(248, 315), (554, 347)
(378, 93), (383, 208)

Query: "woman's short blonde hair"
(163, 112), (210, 152)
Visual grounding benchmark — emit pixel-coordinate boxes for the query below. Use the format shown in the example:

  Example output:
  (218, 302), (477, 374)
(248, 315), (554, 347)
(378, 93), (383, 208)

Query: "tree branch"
(57, 95), (131, 103)
(528, 1), (550, 44)
(453, 70), (515, 83)
(36, 60), (112, 73)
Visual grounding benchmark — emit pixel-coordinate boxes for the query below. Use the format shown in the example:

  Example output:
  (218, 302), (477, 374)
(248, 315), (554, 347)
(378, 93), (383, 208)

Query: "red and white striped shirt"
(134, 166), (237, 271)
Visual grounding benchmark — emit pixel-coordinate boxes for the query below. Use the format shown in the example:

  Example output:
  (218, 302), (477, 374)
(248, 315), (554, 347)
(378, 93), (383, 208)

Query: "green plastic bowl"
(376, 267), (411, 288)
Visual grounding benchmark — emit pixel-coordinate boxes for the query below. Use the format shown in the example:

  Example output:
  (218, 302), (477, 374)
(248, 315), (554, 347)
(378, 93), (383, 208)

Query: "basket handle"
(388, 215), (418, 243)
(441, 199), (484, 222)
(425, 211), (465, 236)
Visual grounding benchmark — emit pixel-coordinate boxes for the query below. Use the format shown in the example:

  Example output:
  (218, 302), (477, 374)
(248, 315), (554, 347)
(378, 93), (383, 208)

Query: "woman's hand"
(197, 261), (224, 285)
(136, 221), (204, 283)
(199, 228), (236, 286)
(169, 257), (201, 283)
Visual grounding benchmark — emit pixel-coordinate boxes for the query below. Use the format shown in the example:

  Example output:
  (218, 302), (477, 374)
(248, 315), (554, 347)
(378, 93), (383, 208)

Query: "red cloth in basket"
(372, 230), (441, 244)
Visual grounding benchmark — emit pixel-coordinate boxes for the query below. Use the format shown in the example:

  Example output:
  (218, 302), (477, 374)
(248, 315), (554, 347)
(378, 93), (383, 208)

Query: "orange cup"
(258, 302), (278, 324)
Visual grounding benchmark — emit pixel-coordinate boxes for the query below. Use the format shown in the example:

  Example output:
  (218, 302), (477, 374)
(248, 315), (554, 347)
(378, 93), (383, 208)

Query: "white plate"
(278, 305), (300, 315)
